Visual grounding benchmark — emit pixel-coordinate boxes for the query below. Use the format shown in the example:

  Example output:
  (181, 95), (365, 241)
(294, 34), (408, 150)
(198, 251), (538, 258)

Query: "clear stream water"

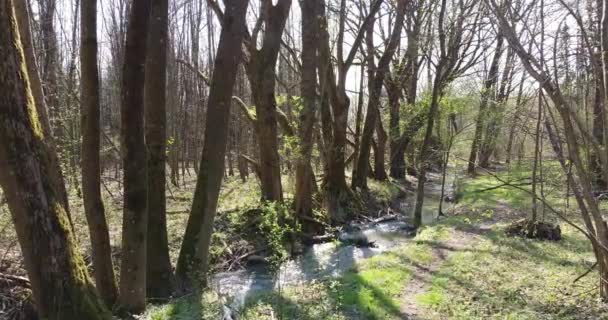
(211, 171), (456, 312)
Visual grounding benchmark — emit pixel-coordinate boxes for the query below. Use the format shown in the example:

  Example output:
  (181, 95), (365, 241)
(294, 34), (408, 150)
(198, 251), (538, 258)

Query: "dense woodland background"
(3, 0), (608, 319)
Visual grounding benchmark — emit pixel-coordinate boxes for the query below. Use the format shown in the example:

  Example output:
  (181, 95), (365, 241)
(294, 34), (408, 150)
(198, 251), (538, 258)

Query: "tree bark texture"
(0, 1), (111, 318)
(176, 0), (249, 287)
(80, 0), (119, 306)
(118, 0), (152, 312)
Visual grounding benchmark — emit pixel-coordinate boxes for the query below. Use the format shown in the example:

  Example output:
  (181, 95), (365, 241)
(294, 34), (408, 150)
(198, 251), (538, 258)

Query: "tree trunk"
(39, 0), (62, 141)
(145, 0), (173, 299)
(467, 35), (504, 175)
(387, 79), (405, 179)
(374, 117), (389, 180)
(118, 0), (152, 312)
(352, 0), (406, 189)
(176, 0), (249, 287)
(80, 0), (118, 306)
(295, 0), (319, 232)
(479, 48), (514, 167)
(0, 2), (111, 318)
(15, 0), (72, 228)
(413, 77), (442, 227)
(246, 0), (293, 202)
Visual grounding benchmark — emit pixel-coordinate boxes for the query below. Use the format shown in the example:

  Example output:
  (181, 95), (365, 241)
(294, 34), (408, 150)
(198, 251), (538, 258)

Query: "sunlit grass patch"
(419, 223), (603, 320)
(146, 291), (222, 320)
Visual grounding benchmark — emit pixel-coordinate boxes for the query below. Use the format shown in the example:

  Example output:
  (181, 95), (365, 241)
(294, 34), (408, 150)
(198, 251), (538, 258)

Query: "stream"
(211, 171), (457, 314)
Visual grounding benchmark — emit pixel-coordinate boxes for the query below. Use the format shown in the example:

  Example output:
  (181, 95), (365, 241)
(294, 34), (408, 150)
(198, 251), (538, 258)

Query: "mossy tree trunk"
(118, 0), (152, 313)
(145, 0), (173, 299)
(0, 1), (111, 318)
(80, 0), (119, 306)
(176, 0), (250, 288)
(14, 0), (72, 228)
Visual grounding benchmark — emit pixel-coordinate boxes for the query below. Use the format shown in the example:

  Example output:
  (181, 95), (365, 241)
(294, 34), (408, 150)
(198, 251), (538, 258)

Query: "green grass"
(238, 223), (451, 320)
(417, 223), (603, 320)
(416, 163), (607, 319)
(145, 291), (222, 320)
(456, 161), (571, 215)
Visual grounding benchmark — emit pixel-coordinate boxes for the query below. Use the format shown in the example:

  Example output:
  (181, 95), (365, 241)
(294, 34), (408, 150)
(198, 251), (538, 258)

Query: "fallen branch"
(573, 261), (598, 284)
(232, 96), (256, 123)
(302, 233), (336, 245)
(473, 182), (532, 193)
(176, 58), (211, 86)
(0, 273), (30, 289)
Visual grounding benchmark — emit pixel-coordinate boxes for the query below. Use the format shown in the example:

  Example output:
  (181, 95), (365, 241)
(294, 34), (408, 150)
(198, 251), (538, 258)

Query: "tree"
(246, 0), (293, 202)
(176, 0), (250, 287)
(0, 0), (111, 318)
(485, 0), (608, 300)
(14, 0), (72, 226)
(352, 0), (407, 189)
(145, 0), (173, 299)
(317, 0), (383, 222)
(413, 0), (482, 226)
(80, 0), (119, 306)
(118, 0), (152, 312)
(467, 34), (504, 175)
(295, 0), (319, 229)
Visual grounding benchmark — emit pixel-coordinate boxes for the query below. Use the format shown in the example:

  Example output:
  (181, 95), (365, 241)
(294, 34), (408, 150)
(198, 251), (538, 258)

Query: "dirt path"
(399, 223), (493, 319)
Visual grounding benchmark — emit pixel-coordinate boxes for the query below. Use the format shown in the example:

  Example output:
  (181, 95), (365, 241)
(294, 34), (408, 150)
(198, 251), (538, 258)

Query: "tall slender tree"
(413, 0), (482, 226)
(118, 0), (152, 312)
(80, 0), (119, 306)
(145, 0), (173, 299)
(295, 0), (319, 229)
(176, 0), (250, 287)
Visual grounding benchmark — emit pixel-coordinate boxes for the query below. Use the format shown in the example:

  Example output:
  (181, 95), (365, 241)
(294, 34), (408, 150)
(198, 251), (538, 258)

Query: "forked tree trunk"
(478, 48), (514, 168)
(317, 0), (382, 223)
(246, 0), (293, 202)
(352, 0), (406, 189)
(80, 0), (118, 306)
(176, 0), (249, 287)
(0, 2), (111, 318)
(467, 35), (504, 175)
(118, 0), (152, 312)
(145, 0), (173, 299)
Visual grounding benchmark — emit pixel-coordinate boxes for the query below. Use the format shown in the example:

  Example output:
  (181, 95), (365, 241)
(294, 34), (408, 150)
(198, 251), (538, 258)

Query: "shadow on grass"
(163, 293), (206, 320)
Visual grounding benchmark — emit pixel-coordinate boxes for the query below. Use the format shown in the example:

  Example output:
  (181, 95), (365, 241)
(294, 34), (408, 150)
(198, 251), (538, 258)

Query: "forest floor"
(147, 164), (608, 320)
(2, 164), (608, 319)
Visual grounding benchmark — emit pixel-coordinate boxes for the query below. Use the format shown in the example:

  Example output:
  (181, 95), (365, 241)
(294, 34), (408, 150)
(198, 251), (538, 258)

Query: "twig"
(573, 261), (597, 284)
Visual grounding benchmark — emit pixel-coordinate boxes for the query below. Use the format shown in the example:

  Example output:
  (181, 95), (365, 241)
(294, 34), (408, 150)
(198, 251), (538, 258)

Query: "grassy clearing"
(417, 222), (605, 319)
(416, 163), (607, 319)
